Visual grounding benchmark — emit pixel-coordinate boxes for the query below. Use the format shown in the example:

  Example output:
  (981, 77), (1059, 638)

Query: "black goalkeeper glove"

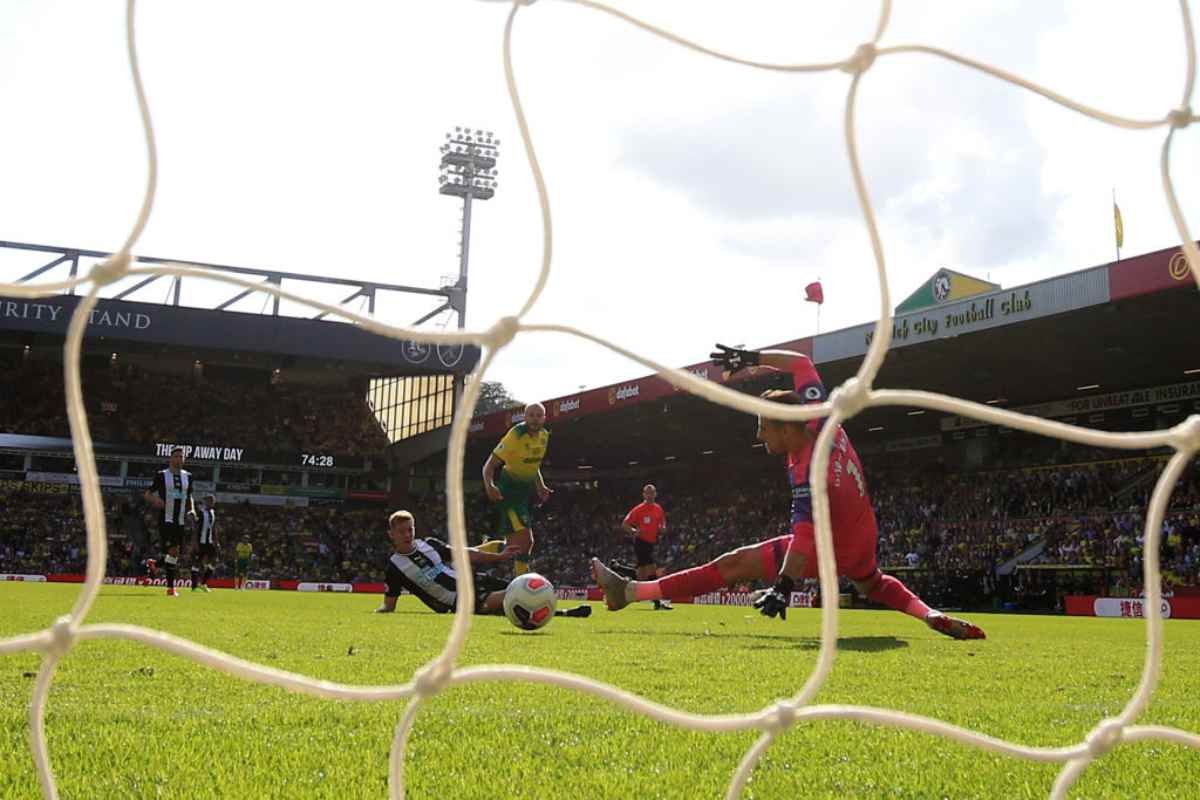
(753, 575), (794, 621)
(709, 343), (760, 375)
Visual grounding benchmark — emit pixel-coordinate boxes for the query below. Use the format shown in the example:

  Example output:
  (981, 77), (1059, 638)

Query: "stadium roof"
(455, 242), (1199, 472)
(0, 241), (481, 378)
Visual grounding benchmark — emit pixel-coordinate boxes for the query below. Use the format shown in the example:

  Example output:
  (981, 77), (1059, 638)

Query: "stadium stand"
(0, 358), (388, 455)
(4, 451), (1194, 612)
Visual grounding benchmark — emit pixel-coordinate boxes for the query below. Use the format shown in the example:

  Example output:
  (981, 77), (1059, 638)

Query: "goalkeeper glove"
(709, 343), (759, 374)
(753, 575), (794, 621)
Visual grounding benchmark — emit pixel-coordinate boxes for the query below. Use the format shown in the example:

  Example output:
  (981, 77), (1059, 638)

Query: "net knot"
(829, 377), (871, 419)
(840, 43), (877, 75)
(1085, 719), (1123, 757)
(486, 315), (520, 350)
(46, 616), (76, 658)
(90, 252), (132, 287)
(763, 701), (798, 733)
(1168, 106), (1193, 129)
(412, 662), (452, 698)
(1169, 414), (1200, 453)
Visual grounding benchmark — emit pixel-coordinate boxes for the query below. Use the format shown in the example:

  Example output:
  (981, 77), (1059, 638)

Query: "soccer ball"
(503, 573), (557, 631)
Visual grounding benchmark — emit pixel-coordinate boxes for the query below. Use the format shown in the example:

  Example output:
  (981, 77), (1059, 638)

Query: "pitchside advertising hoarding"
(0, 294), (481, 374)
(1065, 595), (1200, 619)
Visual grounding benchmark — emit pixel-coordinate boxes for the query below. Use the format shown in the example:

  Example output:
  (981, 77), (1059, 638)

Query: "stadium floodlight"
(439, 125), (501, 329)
(438, 125), (501, 407)
(1186, 368), (1200, 375)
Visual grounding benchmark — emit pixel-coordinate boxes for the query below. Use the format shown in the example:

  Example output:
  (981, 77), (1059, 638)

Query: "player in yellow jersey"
(482, 402), (552, 576)
(234, 536), (253, 590)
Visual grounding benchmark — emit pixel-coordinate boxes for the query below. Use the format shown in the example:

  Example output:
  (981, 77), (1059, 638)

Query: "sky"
(0, 0), (1196, 405)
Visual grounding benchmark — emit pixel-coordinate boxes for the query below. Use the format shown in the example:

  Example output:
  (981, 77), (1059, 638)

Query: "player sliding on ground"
(592, 345), (985, 641)
(376, 510), (590, 618)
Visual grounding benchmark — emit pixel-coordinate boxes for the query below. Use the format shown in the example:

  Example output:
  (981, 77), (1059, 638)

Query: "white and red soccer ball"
(503, 573), (556, 631)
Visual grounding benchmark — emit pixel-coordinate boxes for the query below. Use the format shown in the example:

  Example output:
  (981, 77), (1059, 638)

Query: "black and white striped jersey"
(384, 538), (460, 614)
(198, 508), (217, 545)
(150, 469), (193, 526)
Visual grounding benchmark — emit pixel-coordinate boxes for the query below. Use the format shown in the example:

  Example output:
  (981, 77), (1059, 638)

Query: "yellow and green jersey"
(492, 423), (550, 485)
(235, 542), (253, 559)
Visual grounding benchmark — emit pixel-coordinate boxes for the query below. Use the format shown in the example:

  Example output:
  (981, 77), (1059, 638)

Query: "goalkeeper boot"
(555, 605), (593, 618)
(659, 599), (673, 610)
(591, 558), (631, 611)
(925, 612), (986, 640)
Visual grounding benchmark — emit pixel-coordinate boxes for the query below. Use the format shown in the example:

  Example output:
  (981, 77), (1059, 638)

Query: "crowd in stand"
(3, 453), (1197, 608)
(0, 360), (388, 455)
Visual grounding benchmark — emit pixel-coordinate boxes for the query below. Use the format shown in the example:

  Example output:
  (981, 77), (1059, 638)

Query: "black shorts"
(196, 543), (218, 561)
(159, 523), (186, 551)
(633, 537), (656, 567)
(473, 572), (510, 614)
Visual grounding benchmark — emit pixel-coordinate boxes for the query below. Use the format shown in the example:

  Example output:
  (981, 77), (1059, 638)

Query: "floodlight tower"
(439, 127), (499, 332)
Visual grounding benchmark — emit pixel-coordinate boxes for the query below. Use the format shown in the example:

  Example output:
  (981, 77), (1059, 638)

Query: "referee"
(143, 447), (196, 596)
(622, 484), (671, 610)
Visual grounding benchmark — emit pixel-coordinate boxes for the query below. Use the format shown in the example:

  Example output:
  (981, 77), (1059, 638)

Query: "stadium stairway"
(996, 534), (1048, 576)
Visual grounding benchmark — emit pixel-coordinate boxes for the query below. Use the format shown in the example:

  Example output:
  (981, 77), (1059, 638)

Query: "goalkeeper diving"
(592, 344), (985, 640)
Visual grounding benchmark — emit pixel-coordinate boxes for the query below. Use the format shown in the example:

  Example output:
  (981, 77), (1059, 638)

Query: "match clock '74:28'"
(301, 454), (335, 468)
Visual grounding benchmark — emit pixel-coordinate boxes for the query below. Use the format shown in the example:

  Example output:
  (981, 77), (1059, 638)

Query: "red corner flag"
(804, 281), (824, 305)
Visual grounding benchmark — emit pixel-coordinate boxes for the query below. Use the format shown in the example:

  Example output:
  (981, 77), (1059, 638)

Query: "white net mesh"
(2, 1), (1199, 798)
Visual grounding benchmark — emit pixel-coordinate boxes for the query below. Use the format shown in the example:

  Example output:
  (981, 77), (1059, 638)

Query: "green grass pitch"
(2, 584), (1198, 799)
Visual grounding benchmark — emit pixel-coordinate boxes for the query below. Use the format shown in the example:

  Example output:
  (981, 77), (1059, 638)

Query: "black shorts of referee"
(634, 537), (657, 567)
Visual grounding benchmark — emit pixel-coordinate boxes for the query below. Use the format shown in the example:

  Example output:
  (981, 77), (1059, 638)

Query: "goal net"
(2, 1), (1198, 798)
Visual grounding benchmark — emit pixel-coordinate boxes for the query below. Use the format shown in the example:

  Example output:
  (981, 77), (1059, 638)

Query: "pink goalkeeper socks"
(867, 573), (932, 620)
(643, 563), (726, 601)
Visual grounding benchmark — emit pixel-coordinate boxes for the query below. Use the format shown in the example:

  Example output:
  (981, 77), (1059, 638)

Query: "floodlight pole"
(457, 192), (474, 330)
(439, 127), (500, 405)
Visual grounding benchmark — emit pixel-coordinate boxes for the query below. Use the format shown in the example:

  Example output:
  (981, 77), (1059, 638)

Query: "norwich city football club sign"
(895, 269), (1000, 315)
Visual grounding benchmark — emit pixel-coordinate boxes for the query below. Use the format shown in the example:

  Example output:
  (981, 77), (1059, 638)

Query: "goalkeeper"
(592, 344), (985, 641)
